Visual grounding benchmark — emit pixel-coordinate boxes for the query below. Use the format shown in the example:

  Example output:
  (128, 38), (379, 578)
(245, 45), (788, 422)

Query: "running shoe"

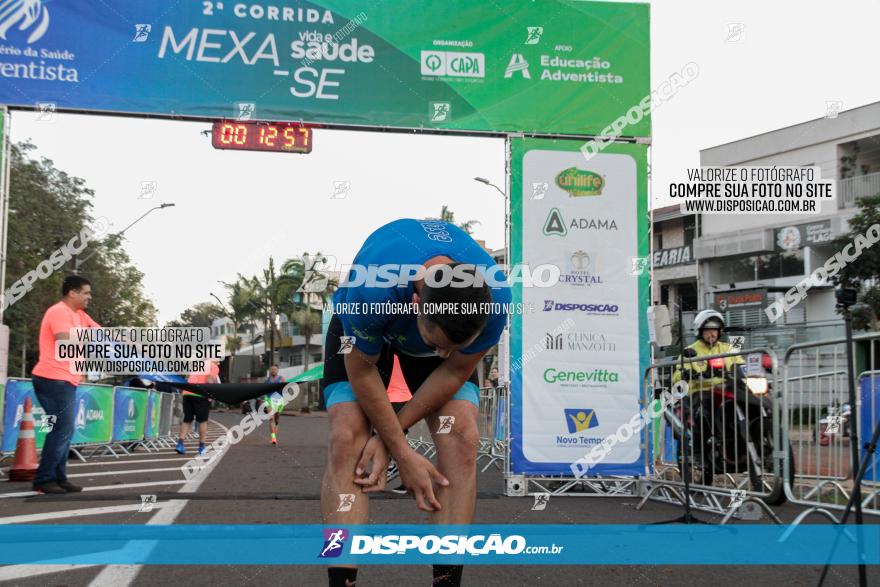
(175, 440), (186, 454)
(386, 459), (399, 483)
(391, 483), (408, 495)
(198, 443), (206, 455)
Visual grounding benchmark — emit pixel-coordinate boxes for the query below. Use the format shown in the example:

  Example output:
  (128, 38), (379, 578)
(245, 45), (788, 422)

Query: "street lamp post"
(74, 203), (176, 272)
(473, 177), (508, 270)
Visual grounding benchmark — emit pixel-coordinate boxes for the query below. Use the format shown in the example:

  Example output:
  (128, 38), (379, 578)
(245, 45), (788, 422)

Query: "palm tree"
(279, 253), (338, 375)
(434, 205), (480, 235)
(221, 279), (258, 381)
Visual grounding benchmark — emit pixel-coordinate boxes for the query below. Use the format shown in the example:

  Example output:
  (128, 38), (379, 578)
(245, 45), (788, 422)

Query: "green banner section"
(146, 392), (160, 439)
(112, 387), (149, 442)
(72, 385), (114, 445)
(0, 1), (650, 137)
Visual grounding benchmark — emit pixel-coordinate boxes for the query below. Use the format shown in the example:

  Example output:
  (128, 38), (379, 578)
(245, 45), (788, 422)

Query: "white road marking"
(0, 503), (167, 524)
(0, 563), (102, 581)
(68, 466), (197, 478)
(69, 457), (191, 467)
(0, 480), (188, 499)
(88, 421), (231, 587)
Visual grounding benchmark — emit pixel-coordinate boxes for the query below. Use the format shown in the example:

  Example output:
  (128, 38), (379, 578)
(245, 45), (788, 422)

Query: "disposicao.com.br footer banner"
(0, 525), (878, 565)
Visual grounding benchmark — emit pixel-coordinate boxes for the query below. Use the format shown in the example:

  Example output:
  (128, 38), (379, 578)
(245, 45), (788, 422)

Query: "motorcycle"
(660, 349), (793, 505)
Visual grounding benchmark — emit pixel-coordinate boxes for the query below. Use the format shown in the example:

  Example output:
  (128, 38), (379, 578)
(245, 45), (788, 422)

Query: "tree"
(836, 192), (880, 329)
(4, 142), (157, 375)
(279, 253), (338, 374)
(433, 205), (480, 235)
(165, 302), (224, 328)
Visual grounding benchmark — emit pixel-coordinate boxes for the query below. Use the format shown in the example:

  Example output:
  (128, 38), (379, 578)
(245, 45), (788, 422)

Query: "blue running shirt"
(333, 219), (511, 357)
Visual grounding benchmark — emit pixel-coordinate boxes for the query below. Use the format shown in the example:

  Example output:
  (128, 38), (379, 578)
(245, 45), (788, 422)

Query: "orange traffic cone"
(9, 399), (39, 482)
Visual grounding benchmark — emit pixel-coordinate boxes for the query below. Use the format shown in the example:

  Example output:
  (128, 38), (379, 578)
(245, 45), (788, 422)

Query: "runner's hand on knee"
(397, 450), (449, 512)
(354, 435), (389, 493)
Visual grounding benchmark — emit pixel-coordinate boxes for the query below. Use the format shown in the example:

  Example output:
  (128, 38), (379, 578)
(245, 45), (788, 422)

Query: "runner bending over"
(320, 218), (510, 587)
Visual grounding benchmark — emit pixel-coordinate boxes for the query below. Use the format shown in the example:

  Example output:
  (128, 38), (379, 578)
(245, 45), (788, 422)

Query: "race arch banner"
(509, 138), (649, 476)
(0, 1), (650, 137)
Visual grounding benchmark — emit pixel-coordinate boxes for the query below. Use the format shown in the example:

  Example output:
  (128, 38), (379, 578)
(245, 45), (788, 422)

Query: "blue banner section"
(0, 525), (877, 565)
(860, 373), (880, 482)
(1, 379), (45, 452)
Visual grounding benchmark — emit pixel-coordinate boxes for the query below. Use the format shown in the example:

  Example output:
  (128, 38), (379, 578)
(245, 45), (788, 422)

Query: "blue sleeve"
(336, 286), (390, 356)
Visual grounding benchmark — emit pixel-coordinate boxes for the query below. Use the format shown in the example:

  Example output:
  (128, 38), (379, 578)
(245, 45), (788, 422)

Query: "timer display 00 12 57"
(211, 121), (313, 153)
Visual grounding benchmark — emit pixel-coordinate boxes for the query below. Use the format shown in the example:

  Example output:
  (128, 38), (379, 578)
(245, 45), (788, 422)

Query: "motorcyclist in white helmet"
(672, 309), (744, 392)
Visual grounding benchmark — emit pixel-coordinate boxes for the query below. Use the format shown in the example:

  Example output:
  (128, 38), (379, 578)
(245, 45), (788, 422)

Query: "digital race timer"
(211, 121), (313, 153)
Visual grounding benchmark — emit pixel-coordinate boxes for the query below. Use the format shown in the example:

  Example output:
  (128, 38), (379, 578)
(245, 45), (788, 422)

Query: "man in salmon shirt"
(176, 360), (220, 455)
(30, 275), (100, 495)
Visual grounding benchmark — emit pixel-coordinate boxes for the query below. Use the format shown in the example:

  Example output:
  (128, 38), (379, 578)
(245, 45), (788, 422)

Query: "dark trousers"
(31, 375), (77, 485)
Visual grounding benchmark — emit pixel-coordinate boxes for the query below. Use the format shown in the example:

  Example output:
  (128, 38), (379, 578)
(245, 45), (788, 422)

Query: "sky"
(8, 0), (879, 324)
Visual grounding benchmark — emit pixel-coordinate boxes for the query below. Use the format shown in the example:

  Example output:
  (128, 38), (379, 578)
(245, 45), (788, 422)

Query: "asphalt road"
(0, 411), (876, 586)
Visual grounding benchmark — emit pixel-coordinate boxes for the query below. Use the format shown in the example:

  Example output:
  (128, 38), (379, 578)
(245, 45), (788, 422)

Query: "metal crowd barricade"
(638, 347), (785, 522)
(402, 386), (507, 472)
(782, 332), (880, 522)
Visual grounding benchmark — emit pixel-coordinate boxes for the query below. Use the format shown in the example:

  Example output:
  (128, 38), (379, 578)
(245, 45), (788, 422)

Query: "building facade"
(693, 101), (880, 349)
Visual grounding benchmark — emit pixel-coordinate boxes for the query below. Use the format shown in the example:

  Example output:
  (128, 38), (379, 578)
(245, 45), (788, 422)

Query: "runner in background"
(176, 360), (220, 455)
(385, 355), (413, 493)
(264, 364), (285, 445)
